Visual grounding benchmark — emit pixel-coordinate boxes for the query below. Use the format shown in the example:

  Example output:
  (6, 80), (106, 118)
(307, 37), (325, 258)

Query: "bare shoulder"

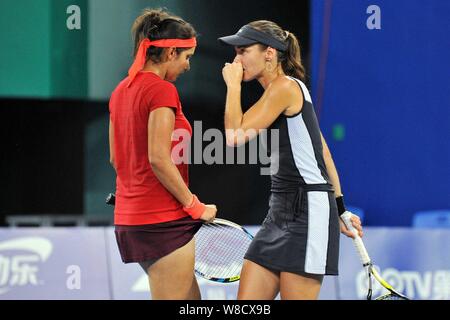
(268, 76), (298, 92)
(266, 76), (302, 115)
(267, 76), (301, 98)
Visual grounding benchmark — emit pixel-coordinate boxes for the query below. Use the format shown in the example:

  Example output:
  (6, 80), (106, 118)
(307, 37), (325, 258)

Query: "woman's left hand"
(222, 61), (243, 87)
(339, 213), (363, 239)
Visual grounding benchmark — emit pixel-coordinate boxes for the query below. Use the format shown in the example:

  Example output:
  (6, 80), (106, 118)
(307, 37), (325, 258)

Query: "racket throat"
(366, 264), (374, 300)
(367, 271), (373, 300)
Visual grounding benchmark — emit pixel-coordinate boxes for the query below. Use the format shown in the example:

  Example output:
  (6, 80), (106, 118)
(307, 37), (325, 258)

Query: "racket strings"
(195, 222), (252, 280)
(375, 293), (408, 300)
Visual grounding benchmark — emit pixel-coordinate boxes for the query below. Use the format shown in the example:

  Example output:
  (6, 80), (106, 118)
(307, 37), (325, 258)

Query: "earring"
(265, 60), (274, 73)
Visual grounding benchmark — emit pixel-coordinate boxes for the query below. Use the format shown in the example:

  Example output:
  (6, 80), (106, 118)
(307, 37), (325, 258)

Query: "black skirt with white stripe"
(244, 185), (340, 276)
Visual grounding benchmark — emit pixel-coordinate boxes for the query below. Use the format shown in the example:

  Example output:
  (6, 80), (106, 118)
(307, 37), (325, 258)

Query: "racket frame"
(340, 212), (410, 300)
(194, 218), (254, 283)
(369, 265), (409, 300)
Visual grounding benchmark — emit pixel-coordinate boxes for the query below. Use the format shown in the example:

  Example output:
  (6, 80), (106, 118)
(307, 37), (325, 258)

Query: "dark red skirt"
(114, 216), (203, 263)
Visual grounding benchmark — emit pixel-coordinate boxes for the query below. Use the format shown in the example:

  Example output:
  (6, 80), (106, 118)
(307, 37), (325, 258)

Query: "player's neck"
(142, 61), (167, 80)
(258, 67), (285, 89)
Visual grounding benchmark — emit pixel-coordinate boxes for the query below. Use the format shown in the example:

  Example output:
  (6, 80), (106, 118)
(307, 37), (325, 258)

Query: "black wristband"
(336, 195), (346, 216)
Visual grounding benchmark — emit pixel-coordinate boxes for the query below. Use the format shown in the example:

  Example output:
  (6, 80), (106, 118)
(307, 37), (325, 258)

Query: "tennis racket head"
(341, 213), (411, 300)
(370, 266), (410, 300)
(194, 218), (254, 283)
(375, 292), (409, 300)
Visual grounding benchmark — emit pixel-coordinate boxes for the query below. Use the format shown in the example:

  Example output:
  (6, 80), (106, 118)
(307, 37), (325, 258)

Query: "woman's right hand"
(222, 61), (243, 88)
(200, 204), (217, 223)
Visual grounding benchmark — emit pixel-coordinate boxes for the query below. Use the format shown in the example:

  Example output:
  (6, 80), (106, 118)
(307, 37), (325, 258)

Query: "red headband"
(127, 37), (197, 87)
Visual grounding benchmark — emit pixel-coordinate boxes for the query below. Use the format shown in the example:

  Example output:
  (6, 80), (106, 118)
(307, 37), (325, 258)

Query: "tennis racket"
(106, 193), (254, 283)
(194, 217), (254, 283)
(341, 211), (410, 300)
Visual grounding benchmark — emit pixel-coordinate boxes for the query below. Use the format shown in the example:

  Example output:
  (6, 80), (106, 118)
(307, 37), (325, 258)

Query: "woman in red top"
(109, 8), (217, 300)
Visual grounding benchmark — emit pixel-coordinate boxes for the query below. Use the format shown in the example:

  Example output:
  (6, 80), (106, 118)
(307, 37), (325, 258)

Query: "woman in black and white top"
(219, 20), (363, 300)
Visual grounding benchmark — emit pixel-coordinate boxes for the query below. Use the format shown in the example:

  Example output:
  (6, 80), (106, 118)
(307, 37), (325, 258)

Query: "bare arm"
(321, 133), (363, 237)
(148, 108), (217, 221)
(148, 107), (193, 207)
(224, 78), (297, 146)
(321, 133), (342, 197)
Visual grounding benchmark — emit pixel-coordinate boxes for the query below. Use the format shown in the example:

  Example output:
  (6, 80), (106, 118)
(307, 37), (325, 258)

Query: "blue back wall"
(310, 0), (450, 226)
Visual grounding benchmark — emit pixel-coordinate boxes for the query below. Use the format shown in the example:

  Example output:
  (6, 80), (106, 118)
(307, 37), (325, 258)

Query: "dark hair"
(131, 8), (196, 63)
(248, 20), (305, 81)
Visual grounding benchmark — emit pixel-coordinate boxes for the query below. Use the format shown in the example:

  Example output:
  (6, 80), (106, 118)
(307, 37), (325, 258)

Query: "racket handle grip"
(341, 211), (371, 266)
(106, 193), (115, 206)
